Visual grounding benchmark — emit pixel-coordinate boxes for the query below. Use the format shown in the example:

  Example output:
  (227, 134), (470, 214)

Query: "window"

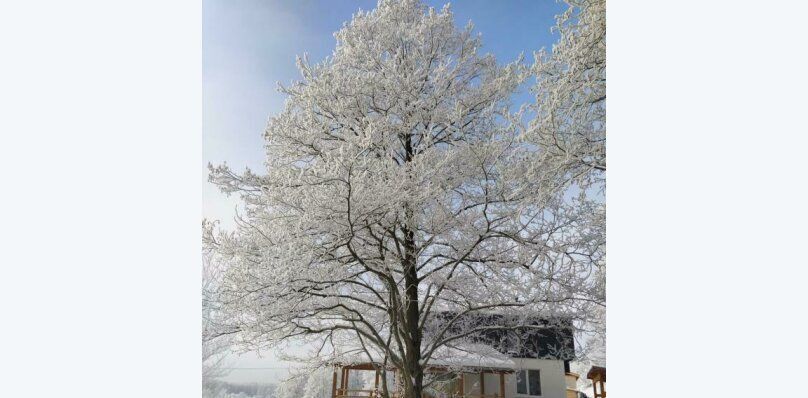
(516, 370), (541, 397)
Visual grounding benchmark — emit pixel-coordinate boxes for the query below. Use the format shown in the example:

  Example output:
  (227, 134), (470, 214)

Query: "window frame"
(514, 369), (542, 397)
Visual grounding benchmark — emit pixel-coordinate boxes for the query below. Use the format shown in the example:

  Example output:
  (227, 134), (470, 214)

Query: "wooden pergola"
(331, 362), (513, 398)
(586, 366), (605, 398)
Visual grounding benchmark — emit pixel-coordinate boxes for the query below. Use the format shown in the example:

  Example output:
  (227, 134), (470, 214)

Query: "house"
(330, 315), (583, 398)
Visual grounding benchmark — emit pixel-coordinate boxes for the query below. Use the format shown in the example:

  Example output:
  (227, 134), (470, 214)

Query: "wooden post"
(498, 373), (505, 398)
(332, 367), (339, 398)
(479, 372), (485, 397)
(375, 369), (380, 398)
(459, 373), (465, 398)
(342, 367), (349, 395)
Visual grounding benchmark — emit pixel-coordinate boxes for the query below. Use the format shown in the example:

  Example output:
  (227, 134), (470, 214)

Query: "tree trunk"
(397, 128), (424, 398)
(402, 221), (423, 398)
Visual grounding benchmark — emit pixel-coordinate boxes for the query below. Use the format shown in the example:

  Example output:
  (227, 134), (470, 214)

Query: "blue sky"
(203, 0), (566, 384)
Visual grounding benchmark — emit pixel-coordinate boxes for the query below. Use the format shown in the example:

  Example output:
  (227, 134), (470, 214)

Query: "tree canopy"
(203, 1), (605, 398)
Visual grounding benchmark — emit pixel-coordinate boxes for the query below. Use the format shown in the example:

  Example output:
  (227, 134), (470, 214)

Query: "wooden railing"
(336, 389), (379, 398)
(336, 391), (504, 398)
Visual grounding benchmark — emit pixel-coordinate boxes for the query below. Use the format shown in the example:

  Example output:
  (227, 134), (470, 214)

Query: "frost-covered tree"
(204, 2), (605, 398)
(528, 0), (607, 380)
(276, 368), (364, 398)
(276, 374), (308, 398)
(529, 0), (605, 186)
(203, 256), (231, 393)
(302, 368), (333, 398)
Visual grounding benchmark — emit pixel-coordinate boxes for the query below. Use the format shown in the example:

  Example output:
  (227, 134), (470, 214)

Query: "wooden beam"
(332, 367), (339, 398)
(479, 372), (485, 396)
(459, 373), (465, 397)
(498, 372), (505, 398)
(344, 363), (380, 371)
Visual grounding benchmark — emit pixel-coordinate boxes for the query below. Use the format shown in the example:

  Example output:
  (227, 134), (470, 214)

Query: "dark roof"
(429, 312), (576, 361)
(586, 366), (606, 381)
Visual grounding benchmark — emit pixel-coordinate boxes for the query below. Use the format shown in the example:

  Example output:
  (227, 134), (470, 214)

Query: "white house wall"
(461, 359), (567, 398)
